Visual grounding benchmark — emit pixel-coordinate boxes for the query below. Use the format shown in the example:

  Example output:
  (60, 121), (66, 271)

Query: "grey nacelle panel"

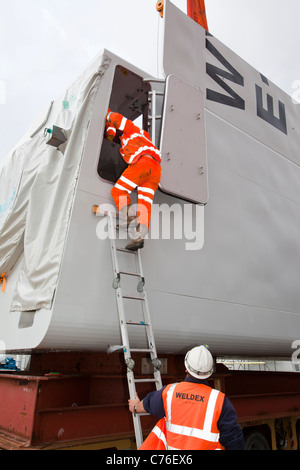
(160, 75), (208, 204)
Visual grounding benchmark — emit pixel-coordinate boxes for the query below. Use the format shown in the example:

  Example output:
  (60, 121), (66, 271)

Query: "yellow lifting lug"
(156, 0), (164, 18)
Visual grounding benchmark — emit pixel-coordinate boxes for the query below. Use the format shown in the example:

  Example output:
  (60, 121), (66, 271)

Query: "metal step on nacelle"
(144, 78), (166, 149)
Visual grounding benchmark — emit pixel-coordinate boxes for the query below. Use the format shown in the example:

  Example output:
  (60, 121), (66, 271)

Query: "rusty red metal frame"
(0, 353), (299, 449)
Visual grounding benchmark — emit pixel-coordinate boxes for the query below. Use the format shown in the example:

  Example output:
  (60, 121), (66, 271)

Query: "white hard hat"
(184, 345), (214, 379)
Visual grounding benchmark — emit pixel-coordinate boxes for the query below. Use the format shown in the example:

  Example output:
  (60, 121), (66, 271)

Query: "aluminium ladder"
(106, 211), (163, 449)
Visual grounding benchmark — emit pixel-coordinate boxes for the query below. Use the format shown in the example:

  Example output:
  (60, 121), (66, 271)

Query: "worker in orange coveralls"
(129, 346), (245, 450)
(105, 109), (161, 251)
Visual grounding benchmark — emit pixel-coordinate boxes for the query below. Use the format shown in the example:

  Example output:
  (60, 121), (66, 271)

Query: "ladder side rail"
(141, 294), (163, 390)
(106, 211), (162, 448)
(136, 251), (163, 390)
(107, 212), (145, 449)
(107, 213), (133, 369)
(107, 212), (121, 289)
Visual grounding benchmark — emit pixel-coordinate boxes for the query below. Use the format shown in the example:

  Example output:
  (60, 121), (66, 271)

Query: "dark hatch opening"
(98, 65), (151, 183)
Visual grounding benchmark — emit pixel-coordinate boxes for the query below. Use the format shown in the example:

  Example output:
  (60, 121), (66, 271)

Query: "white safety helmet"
(184, 345), (214, 379)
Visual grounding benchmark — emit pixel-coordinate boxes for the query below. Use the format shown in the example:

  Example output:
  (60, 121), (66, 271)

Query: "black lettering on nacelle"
(206, 39), (245, 110)
(204, 34), (288, 136)
(255, 76), (287, 135)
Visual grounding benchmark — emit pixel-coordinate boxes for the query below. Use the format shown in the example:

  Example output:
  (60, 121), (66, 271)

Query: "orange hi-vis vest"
(139, 418), (167, 450)
(162, 382), (225, 450)
(106, 112), (161, 165)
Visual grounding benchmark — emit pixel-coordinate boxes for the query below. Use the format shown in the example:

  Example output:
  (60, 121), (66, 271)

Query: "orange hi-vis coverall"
(106, 111), (161, 228)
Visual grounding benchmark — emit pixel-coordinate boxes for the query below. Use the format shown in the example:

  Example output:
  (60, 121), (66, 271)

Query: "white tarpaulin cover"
(0, 52), (111, 312)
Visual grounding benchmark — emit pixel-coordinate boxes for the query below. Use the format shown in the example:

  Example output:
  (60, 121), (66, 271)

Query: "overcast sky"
(1, 0), (300, 163)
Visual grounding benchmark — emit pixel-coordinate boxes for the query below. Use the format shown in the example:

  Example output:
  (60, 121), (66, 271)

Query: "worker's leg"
(111, 172), (138, 225)
(136, 185), (157, 228)
(125, 157), (161, 251)
(111, 157), (160, 223)
(137, 157), (161, 228)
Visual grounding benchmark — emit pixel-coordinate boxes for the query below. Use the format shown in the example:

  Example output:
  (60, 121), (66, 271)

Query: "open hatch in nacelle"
(97, 66), (208, 205)
(97, 65), (151, 184)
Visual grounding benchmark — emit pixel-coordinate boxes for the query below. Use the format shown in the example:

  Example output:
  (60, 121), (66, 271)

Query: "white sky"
(1, 0), (300, 162)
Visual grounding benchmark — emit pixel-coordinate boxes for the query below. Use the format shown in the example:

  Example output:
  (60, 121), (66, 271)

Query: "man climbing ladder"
(105, 109), (161, 251)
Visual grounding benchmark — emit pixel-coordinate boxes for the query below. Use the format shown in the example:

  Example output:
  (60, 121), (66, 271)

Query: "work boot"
(117, 205), (137, 229)
(125, 224), (148, 251)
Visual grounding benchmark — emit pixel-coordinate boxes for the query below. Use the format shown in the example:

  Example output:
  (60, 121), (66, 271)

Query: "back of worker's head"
(184, 345), (214, 379)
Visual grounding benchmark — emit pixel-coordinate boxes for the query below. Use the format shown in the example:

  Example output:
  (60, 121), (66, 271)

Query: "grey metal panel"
(162, 0), (300, 167)
(163, 0), (206, 89)
(160, 75), (208, 203)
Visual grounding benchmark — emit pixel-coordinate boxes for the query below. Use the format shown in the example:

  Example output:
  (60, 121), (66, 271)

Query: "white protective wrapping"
(0, 53), (111, 312)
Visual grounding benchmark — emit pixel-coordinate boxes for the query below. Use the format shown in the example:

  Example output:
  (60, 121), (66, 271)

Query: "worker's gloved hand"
(104, 120), (116, 141)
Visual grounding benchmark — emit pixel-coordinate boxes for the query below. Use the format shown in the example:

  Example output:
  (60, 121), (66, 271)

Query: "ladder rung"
(123, 295), (145, 301)
(134, 378), (159, 383)
(120, 271), (141, 277)
(131, 348), (154, 353)
(117, 248), (137, 255)
(126, 321), (149, 326)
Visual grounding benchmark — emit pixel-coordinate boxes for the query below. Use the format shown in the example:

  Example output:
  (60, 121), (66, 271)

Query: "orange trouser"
(111, 155), (161, 228)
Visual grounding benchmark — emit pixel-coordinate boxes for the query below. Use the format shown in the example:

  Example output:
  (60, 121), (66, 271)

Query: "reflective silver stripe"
(128, 146), (161, 164)
(138, 194), (153, 205)
(166, 422), (220, 443)
(122, 132), (148, 147)
(166, 383), (178, 423)
(107, 112), (112, 121)
(138, 187), (155, 196)
(120, 176), (137, 189)
(119, 116), (127, 131)
(114, 183), (133, 194)
(203, 389), (219, 433)
(152, 425), (167, 448)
